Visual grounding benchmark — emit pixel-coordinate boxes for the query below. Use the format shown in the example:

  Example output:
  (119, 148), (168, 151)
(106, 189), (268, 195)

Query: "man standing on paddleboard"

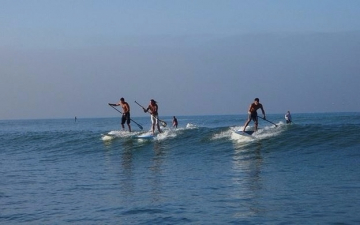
(172, 116), (178, 128)
(285, 111), (292, 124)
(242, 98), (266, 132)
(109, 97), (131, 132)
(143, 99), (162, 134)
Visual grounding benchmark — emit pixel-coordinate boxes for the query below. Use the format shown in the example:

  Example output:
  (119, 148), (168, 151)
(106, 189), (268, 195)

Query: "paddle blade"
(130, 119), (143, 130)
(160, 120), (167, 127)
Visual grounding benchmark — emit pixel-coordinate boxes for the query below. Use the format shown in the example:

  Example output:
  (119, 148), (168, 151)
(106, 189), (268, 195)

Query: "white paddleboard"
(231, 130), (255, 139)
(135, 132), (155, 139)
(101, 130), (134, 141)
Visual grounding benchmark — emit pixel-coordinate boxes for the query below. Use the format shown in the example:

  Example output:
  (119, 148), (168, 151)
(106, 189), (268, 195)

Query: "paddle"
(109, 104), (143, 130)
(258, 116), (278, 127)
(134, 101), (167, 127)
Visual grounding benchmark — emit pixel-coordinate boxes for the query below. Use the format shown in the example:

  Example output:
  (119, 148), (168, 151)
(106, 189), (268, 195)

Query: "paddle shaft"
(134, 101), (146, 110)
(109, 105), (143, 130)
(258, 116), (278, 127)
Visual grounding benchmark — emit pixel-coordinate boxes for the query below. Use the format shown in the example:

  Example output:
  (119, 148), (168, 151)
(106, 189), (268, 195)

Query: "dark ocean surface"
(1, 112), (360, 224)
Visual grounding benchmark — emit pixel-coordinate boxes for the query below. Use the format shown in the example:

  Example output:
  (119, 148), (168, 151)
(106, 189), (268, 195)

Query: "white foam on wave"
(108, 130), (135, 137)
(155, 128), (177, 141)
(186, 123), (198, 129)
(212, 129), (233, 140)
(230, 122), (284, 143)
(134, 127), (178, 141)
(101, 130), (141, 141)
(101, 135), (114, 141)
(254, 123), (284, 139)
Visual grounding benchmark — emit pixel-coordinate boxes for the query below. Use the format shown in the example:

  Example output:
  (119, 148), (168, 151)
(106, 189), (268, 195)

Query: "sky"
(1, 0), (360, 119)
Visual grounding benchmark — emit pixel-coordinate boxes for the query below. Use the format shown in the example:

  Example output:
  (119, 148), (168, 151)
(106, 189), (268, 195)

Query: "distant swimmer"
(172, 116), (178, 128)
(242, 98), (266, 132)
(109, 97), (131, 132)
(285, 111), (292, 124)
(75, 116), (77, 122)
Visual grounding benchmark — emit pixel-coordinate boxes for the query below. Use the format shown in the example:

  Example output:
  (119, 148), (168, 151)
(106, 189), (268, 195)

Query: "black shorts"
(248, 112), (258, 122)
(121, 112), (131, 125)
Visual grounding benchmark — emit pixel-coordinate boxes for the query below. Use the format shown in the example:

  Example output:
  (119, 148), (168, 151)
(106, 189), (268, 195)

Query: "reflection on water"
(103, 138), (169, 204)
(149, 142), (166, 203)
(120, 140), (136, 197)
(232, 141), (264, 218)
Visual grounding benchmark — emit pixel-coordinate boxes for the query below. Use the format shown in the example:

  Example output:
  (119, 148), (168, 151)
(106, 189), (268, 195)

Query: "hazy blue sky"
(1, 0), (360, 119)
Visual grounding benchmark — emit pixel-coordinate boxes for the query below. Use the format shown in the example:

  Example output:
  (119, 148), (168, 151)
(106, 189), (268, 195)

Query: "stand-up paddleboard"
(231, 130), (255, 139)
(134, 132), (155, 140)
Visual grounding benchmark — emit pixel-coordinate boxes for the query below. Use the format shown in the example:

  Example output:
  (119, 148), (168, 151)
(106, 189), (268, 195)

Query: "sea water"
(1, 113), (359, 224)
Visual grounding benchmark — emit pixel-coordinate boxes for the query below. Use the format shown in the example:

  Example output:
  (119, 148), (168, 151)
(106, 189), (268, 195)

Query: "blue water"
(1, 113), (360, 224)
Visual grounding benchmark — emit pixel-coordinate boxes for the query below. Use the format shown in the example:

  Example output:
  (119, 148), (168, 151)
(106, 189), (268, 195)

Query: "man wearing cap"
(144, 99), (162, 134)
(109, 97), (131, 132)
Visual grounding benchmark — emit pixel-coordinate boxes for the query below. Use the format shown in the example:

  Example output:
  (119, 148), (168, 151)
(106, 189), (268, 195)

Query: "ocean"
(1, 112), (359, 224)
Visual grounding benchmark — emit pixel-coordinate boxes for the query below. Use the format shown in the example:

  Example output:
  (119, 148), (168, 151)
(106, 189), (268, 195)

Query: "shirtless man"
(109, 97), (131, 132)
(242, 98), (266, 132)
(143, 99), (162, 134)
